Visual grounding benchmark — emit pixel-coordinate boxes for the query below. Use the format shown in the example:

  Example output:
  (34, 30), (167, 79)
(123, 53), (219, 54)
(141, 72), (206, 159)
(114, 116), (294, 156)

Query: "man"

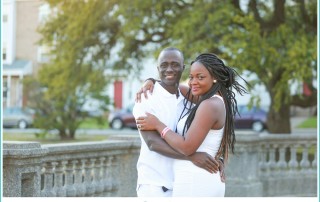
(133, 47), (221, 197)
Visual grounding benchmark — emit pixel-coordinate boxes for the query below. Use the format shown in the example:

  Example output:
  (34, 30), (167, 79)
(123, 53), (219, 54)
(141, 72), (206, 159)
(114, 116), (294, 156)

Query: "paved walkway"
(291, 116), (309, 129)
(290, 116), (318, 135)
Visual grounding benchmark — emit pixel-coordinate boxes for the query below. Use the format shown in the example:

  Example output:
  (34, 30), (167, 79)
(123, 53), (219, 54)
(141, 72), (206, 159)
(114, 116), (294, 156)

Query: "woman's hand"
(135, 79), (156, 103)
(136, 112), (160, 131)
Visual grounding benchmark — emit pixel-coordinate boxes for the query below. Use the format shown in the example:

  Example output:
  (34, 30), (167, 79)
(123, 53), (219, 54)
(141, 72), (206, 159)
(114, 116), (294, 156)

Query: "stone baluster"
(41, 162), (56, 197)
(268, 145), (276, 170)
(259, 145), (267, 171)
(111, 156), (119, 195)
(300, 144), (311, 171)
(288, 145), (299, 171)
(73, 159), (86, 197)
(277, 146), (287, 170)
(102, 156), (113, 196)
(53, 161), (67, 196)
(259, 144), (268, 171)
(94, 157), (106, 196)
(64, 160), (76, 196)
(84, 158), (96, 196)
(312, 148), (317, 168)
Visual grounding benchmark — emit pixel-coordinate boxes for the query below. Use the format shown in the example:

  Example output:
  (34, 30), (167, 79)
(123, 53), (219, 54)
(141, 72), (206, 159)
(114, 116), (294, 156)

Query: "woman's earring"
(213, 79), (217, 83)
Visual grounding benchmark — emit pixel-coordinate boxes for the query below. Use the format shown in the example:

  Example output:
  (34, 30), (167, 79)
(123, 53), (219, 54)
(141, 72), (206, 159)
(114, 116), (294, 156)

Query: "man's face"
(157, 50), (184, 86)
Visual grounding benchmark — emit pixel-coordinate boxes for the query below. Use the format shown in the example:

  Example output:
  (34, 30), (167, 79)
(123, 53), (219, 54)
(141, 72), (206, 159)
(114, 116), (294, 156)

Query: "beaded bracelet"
(161, 127), (170, 139)
(145, 78), (160, 84)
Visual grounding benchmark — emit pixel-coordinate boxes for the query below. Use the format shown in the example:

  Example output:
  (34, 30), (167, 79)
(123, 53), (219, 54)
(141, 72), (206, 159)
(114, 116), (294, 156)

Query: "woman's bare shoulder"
(198, 96), (224, 114)
(202, 96), (224, 106)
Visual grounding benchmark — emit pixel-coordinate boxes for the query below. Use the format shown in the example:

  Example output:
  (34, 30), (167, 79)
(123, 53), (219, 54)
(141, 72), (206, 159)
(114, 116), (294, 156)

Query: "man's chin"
(161, 80), (178, 87)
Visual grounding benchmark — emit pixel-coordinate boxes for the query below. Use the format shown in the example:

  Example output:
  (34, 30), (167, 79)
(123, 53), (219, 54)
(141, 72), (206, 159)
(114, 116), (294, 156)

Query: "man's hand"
(188, 152), (219, 174)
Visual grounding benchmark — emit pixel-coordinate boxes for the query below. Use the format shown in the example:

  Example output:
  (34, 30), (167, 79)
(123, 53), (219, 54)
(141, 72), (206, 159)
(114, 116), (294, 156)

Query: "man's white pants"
(137, 184), (172, 197)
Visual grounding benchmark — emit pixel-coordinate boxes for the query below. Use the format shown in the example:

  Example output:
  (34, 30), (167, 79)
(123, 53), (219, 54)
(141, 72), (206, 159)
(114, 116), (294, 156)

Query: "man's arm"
(140, 130), (219, 174)
(135, 80), (199, 103)
(179, 84), (199, 103)
(141, 130), (188, 159)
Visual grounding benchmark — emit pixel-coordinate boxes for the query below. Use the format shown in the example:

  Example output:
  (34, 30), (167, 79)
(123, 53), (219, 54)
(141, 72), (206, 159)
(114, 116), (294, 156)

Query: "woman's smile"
(191, 86), (200, 94)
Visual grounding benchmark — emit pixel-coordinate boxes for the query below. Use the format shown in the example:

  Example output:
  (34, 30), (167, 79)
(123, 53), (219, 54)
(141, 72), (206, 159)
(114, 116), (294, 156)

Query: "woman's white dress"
(172, 95), (225, 197)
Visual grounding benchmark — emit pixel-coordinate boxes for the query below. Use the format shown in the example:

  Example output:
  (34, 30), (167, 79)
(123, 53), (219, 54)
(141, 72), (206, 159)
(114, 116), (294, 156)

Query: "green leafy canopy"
(114, 0), (317, 133)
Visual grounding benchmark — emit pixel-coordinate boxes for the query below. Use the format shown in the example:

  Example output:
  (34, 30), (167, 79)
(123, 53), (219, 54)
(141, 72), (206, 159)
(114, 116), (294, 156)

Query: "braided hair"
(182, 53), (248, 161)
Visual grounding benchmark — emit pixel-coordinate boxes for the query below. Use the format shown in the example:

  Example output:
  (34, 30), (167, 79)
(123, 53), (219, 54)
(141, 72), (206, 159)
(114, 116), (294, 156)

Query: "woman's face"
(188, 61), (214, 96)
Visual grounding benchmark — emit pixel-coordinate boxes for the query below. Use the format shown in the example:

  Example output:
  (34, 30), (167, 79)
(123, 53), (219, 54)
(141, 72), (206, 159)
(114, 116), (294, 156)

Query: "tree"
(221, 0), (317, 133)
(115, 0), (317, 133)
(26, 0), (121, 139)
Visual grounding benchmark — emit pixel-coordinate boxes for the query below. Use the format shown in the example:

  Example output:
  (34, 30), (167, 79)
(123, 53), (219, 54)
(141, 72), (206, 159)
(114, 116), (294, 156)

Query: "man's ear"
(183, 64), (186, 70)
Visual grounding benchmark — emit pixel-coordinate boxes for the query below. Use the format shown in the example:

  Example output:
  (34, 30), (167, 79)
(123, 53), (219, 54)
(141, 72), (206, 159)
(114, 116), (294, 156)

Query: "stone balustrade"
(3, 139), (140, 197)
(225, 130), (317, 197)
(3, 131), (317, 197)
(258, 131), (317, 196)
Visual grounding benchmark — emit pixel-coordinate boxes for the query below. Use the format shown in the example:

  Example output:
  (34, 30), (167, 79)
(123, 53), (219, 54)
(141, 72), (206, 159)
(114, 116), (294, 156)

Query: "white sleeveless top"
(176, 94), (225, 157)
(172, 94), (226, 197)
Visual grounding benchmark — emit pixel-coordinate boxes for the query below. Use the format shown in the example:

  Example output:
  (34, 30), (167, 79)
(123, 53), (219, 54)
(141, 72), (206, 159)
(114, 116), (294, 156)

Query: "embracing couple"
(133, 47), (248, 197)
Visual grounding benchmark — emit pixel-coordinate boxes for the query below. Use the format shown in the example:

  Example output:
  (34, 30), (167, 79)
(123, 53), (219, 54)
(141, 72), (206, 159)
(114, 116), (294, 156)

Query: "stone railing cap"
(3, 141), (42, 149)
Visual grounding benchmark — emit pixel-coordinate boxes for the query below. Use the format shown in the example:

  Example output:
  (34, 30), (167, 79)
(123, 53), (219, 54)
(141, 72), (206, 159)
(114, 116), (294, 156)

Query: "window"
(39, 4), (50, 23)
(3, 15), (8, 23)
(3, 46), (6, 60)
(3, 79), (8, 99)
(37, 45), (51, 63)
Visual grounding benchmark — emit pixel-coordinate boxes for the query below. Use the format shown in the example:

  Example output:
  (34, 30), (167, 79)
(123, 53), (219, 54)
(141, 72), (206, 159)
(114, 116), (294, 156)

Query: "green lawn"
(297, 116), (317, 128)
(3, 118), (110, 144)
(3, 132), (109, 144)
(79, 117), (110, 129)
(3, 118), (109, 144)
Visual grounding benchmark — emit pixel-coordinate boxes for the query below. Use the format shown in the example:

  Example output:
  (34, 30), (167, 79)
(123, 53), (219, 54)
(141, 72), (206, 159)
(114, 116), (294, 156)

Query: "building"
(2, 0), (48, 108)
(2, 0), (157, 112)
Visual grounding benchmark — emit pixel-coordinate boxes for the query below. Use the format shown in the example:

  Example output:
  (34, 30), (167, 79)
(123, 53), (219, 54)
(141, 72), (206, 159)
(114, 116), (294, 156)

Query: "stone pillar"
(3, 141), (47, 197)
(225, 132), (263, 197)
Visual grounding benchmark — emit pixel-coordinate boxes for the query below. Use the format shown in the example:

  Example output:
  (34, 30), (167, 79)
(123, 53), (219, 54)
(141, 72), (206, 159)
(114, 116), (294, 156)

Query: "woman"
(136, 53), (248, 197)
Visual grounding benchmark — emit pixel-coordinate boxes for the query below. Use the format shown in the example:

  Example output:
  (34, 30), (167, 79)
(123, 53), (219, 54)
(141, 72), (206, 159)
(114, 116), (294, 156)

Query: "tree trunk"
(267, 103), (291, 133)
(59, 129), (67, 139)
(59, 129), (75, 140)
(60, 135), (75, 140)
(69, 129), (76, 139)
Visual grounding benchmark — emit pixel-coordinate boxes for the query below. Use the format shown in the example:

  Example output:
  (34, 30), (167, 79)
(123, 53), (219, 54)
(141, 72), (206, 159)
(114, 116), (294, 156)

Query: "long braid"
(182, 53), (249, 161)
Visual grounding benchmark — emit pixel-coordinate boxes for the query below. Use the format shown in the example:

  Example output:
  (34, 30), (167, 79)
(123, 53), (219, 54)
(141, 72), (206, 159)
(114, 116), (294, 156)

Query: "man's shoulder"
(132, 90), (156, 117)
(140, 89), (159, 103)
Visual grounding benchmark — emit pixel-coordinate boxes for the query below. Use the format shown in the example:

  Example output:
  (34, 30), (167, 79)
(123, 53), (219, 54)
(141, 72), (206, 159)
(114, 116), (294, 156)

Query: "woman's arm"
(178, 84), (199, 103)
(140, 130), (220, 173)
(138, 97), (224, 156)
(135, 79), (157, 102)
(140, 130), (187, 159)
